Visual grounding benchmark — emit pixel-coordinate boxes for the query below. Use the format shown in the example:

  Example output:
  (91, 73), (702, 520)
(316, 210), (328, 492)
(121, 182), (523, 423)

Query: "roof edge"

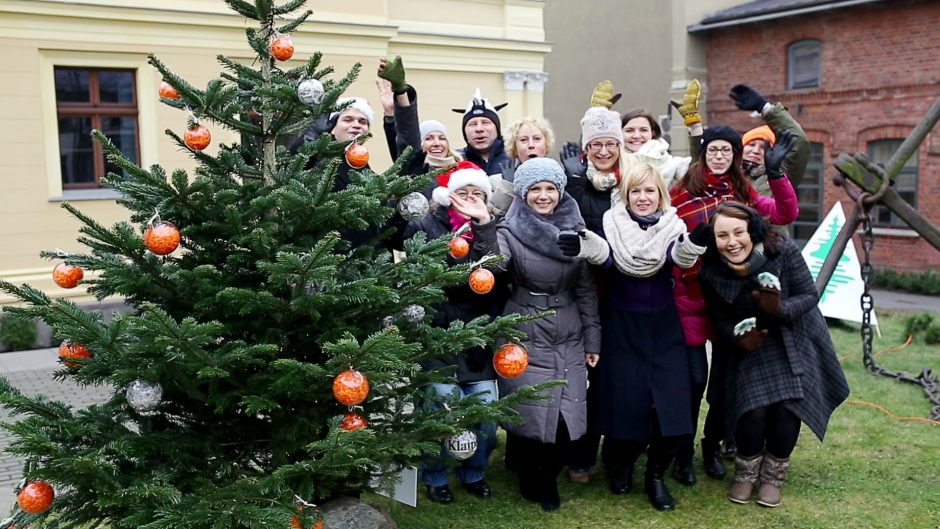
(688, 0), (882, 33)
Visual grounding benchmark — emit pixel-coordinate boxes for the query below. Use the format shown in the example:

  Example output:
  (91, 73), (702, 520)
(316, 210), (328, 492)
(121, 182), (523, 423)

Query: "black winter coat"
(699, 237), (850, 441)
(460, 137), (512, 176)
(565, 163), (610, 234)
(398, 207), (507, 382)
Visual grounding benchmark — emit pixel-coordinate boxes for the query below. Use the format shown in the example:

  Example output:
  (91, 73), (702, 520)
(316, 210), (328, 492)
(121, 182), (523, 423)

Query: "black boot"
(537, 465), (561, 511)
(645, 464), (676, 511)
(517, 468), (539, 503)
(609, 463), (635, 495)
(701, 438), (727, 480)
(672, 437), (696, 486)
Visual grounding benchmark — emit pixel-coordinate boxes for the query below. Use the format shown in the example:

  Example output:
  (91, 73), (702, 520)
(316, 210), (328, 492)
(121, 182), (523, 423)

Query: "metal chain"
(857, 203), (940, 420)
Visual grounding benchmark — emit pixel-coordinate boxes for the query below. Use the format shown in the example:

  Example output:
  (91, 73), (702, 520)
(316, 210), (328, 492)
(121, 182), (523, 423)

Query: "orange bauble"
(144, 221), (181, 255)
(339, 411), (368, 431)
(333, 369), (369, 406)
(158, 81), (179, 99)
(345, 144), (369, 169)
(184, 125), (211, 151)
(290, 505), (324, 529)
(494, 343), (529, 379)
(17, 480), (54, 514)
(52, 262), (84, 289)
(58, 341), (92, 368)
(468, 268), (495, 294)
(270, 34), (295, 61)
(448, 237), (470, 259)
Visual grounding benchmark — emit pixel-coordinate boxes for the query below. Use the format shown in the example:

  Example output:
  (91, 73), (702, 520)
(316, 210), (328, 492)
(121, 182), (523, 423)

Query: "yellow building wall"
(0, 0), (549, 305)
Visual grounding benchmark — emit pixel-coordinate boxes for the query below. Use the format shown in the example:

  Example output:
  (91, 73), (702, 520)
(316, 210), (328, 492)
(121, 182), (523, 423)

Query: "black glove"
(736, 328), (768, 354)
(557, 230), (581, 257)
(688, 222), (712, 247)
(752, 287), (781, 315)
(764, 130), (797, 180)
(559, 141), (587, 178)
(729, 84), (768, 113)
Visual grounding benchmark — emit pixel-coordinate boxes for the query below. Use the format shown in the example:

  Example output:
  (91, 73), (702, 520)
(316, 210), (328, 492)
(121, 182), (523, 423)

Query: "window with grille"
(791, 141), (825, 244)
(54, 67), (139, 189)
(867, 139), (918, 228)
(787, 40), (821, 90)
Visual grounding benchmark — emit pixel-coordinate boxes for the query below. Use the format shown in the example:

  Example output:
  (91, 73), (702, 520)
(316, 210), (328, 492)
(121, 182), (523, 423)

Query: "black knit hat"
(700, 125), (743, 154)
(453, 88), (507, 141)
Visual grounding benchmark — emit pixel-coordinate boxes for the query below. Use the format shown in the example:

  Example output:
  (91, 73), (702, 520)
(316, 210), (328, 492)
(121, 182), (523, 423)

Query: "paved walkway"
(0, 289), (935, 513)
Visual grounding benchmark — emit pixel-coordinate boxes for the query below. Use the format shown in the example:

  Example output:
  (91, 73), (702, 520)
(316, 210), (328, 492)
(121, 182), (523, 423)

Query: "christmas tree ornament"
(344, 143), (369, 169)
(184, 124), (211, 151)
(448, 237), (470, 259)
(397, 191), (429, 221)
(158, 81), (180, 99)
(381, 315), (395, 328)
(17, 480), (54, 514)
(402, 304), (425, 323)
(445, 430), (478, 461)
(297, 78), (325, 105)
(468, 268), (495, 294)
(493, 343), (528, 379)
(144, 221), (181, 255)
(126, 379), (163, 413)
(52, 262), (83, 289)
(58, 341), (92, 368)
(339, 411), (367, 431)
(270, 34), (294, 61)
(332, 369), (369, 406)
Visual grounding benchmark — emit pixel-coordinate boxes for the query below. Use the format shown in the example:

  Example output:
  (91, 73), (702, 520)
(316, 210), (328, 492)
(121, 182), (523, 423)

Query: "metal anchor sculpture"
(814, 95), (940, 420)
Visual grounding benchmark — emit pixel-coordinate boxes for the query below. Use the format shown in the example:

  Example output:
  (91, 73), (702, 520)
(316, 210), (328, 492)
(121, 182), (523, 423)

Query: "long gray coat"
(495, 226), (602, 444)
(699, 237), (850, 441)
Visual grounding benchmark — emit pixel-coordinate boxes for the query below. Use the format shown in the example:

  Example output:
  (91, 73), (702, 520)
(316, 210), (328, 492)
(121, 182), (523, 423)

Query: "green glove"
(378, 55), (408, 95)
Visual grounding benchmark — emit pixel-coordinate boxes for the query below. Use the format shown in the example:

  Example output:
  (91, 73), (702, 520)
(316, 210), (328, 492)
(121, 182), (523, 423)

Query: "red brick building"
(691, 0), (940, 272)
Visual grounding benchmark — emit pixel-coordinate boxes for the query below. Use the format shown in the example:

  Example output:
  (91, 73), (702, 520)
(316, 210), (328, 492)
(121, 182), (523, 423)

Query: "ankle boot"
(672, 439), (696, 486)
(608, 463), (635, 494)
(644, 467), (675, 511)
(728, 453), (762, 504)
(756, 452), (790, 508)
(538, 467), (561, 511)
(701, 438), (727, 480)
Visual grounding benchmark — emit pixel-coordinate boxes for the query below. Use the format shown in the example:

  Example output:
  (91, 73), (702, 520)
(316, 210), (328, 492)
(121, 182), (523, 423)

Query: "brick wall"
(701, 0), (940, 272)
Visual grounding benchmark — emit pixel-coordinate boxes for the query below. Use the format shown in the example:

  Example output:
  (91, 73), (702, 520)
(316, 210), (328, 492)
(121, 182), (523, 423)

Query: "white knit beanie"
(330, 97), (375, 126)
(431, 160), (493, 206)
(420, 120), (449, 141)
(580, 106), (623, 149)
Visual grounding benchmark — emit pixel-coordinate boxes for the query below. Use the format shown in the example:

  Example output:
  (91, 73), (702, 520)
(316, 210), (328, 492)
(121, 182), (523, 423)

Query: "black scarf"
(627, 209), (664, 230)
(722, 242), (767, 277)
(504, 192), (585, 261)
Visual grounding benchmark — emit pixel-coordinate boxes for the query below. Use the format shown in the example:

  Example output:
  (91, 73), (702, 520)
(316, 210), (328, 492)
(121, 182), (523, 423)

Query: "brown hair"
(620, 109), (662, 139)
(675, 147), (751, 203)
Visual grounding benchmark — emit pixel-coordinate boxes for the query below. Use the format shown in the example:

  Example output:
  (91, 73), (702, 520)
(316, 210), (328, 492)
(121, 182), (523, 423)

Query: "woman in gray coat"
(495, 157), (608, 511)
(698, 202), (849, 508)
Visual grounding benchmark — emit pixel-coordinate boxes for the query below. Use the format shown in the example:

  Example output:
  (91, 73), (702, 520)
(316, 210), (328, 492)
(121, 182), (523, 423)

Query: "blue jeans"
(422, 380), (498, 486)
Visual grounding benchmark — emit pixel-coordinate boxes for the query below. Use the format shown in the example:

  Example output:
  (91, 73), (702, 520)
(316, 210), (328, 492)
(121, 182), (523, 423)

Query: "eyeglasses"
(706, 146), (733, 156)
(587, 142), (620, 153)
(455, 191), (487, 200)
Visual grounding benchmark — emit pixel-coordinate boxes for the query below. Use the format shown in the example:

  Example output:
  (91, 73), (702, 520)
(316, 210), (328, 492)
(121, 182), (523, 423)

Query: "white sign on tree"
(801, 201), (879, 329)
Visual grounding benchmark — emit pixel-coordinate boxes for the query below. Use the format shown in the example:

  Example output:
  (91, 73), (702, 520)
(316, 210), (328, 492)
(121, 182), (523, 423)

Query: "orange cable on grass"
(839, 335), (913, 362)
(846, 400), (940, 427)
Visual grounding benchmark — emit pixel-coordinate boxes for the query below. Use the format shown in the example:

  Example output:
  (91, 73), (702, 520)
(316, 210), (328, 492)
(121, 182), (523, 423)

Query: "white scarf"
(602, 203), (686, 277)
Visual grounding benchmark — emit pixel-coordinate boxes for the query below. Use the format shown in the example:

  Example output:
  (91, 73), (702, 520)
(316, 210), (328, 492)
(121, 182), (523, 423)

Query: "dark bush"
(0, 315), (38, 351)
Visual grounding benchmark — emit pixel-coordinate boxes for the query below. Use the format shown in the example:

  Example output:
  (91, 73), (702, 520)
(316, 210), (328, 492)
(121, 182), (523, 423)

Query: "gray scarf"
(602, 204), (686, 277)
(504, 193), (585, 261)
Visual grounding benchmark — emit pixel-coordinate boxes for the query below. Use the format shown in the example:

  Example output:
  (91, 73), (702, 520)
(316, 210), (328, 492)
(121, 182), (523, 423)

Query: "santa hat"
(431, 160), (492, 207)
(329, 97), (375, 126)
(452, 88), (507, 139)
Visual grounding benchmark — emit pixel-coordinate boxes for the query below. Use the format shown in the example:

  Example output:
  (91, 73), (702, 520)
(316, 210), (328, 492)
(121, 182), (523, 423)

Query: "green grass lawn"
(369, 310), (940, 528)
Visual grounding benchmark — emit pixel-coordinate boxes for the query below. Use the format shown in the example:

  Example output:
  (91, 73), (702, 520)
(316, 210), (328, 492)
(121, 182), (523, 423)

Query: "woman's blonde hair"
(617, 162), (671, 211)
(506, 117), (555, 161)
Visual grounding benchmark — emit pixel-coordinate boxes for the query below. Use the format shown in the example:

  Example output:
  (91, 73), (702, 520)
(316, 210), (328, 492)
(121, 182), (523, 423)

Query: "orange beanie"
(742, 125), (775, 147)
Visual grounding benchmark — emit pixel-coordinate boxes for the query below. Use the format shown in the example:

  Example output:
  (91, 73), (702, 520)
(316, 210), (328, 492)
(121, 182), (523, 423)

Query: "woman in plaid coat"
(698, 202), (849, 508)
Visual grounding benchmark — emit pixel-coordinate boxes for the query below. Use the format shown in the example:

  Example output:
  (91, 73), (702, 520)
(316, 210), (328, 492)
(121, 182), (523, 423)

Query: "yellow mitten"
(590, 80), (621, 109)
(672, 79), (702, 126)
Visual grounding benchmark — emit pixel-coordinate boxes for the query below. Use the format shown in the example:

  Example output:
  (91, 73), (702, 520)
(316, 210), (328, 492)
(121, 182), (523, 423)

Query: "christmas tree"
(0, 1), (543, 527)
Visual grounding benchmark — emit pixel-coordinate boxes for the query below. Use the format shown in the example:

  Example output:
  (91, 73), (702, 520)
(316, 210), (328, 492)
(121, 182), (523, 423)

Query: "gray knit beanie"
(513, 157), (568, 197)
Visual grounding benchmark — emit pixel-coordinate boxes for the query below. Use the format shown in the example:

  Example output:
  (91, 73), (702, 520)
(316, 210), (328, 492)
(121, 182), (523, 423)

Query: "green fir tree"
(0, 1), (544, 528)
(809, 215), (853, 303)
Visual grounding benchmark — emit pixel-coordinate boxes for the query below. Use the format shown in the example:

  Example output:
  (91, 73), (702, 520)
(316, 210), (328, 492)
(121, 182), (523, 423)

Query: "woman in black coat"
(698, 202), (849, 508)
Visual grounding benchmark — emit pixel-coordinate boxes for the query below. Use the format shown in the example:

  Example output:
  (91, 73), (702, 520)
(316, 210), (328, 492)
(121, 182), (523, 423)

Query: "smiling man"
(452, 88), (511, 175)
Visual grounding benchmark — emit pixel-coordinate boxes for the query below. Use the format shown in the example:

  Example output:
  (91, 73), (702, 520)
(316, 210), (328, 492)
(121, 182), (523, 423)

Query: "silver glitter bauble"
(297, 78), (325, 105)
(397, 192), (429, 221)
(126, 379), (163, 413)
(445, 430), (478, 461)
(402, 304), (425, 323)
(381, 315), (395, 328)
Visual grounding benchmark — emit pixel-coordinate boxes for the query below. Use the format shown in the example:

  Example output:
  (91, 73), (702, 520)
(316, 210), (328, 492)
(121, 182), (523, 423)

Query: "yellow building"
(0, 0), (550, 305)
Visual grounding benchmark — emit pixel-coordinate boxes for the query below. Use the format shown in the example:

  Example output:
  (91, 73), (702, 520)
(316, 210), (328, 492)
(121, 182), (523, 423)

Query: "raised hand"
(729, 84), (768, 113)
(764, 130), (797, 180)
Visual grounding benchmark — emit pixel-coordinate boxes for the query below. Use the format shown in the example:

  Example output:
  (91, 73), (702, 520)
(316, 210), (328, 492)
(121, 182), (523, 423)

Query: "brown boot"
(728, 454), (762, 504)
(756, 453), (790, 508)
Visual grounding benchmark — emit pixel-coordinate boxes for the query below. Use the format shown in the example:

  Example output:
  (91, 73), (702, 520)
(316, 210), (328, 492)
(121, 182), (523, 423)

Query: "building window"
(791, 142), (825, 244)
(54, 67), (140, 189)
(787, 40), (821, 90)
(868, 139), (918, 228)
